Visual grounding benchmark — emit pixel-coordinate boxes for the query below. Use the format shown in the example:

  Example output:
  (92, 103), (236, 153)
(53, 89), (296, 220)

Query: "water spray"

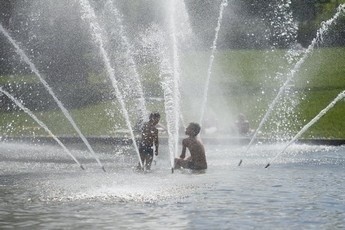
(239, 4), (345, 166)
(265, 90), (345, 168)
(104, 0), (148, 122)
(169, 0), (182, 164)
(0, 87), (85, 170)
(78, 0), (143, 170)
(144, 1), (191, 172)
(158, 0), (183, 172)
(0, 23), (105, 172)
(159, 61), (179, 172)
(199, 0), (228, 125)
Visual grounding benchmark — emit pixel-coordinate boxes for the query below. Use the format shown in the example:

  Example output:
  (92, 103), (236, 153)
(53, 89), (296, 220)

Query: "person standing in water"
(174, 122), (207, 170)
(235, 113), (250, 136)
(138, 112), (160, 170)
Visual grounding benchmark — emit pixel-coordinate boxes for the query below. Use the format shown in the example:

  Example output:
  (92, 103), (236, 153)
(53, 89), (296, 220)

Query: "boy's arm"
(154, 129), (159, 156)
(180, 139), (187, 159)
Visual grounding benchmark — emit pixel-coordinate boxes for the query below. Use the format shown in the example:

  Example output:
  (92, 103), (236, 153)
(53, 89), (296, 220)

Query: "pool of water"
(1, 141), (345, 229)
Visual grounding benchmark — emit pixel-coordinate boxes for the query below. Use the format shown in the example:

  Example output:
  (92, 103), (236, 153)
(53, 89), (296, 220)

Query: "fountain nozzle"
(102, 166), (106, 172)
(171, 168), (174, 174)
(238, 159), (243, 166)
(80, 165), (85, 170)
(265, 163), (270, 168)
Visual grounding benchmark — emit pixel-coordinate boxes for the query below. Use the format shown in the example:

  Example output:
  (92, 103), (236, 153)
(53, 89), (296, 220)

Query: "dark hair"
(149, 112), (160, 121)
(189, 122), (201, 136)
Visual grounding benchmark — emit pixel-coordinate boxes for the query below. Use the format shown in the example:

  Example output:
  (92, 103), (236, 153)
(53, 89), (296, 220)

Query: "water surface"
(1, 142), (345, 229)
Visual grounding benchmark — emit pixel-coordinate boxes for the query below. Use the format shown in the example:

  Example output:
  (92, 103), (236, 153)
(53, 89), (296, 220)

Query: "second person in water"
(138, 112), (160, 170)
(174, 122), (207, 170)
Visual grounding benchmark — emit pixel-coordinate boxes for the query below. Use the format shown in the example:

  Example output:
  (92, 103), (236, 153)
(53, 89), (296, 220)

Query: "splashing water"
(166, 0), (182, 167)
(103, 0), (148, 122)
(261, 0), (300, 138)
(0, 87), (84, 170)
(0, 23), (103, 170)
(266, 0), (297, 51)
(244, 4), (345, 154)
(78, 0), (142, 168)
(160, 61), (178, 169)
(266, 90), (345, 168)
(164, 0), (194, 169)
(138, 24), (177, 169)
(199, 0), (228, 125)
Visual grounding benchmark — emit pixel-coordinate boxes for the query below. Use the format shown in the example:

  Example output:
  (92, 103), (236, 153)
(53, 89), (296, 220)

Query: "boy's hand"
(155, 152), (158, 156)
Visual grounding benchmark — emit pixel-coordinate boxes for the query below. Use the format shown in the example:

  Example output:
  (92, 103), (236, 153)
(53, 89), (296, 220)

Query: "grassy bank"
(1, 47), (345, 139)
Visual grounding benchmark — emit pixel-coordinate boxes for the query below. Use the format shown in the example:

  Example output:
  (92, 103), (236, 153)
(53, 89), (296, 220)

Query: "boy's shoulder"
(142, 122), (155, 129)
(182, 137), (195, 144)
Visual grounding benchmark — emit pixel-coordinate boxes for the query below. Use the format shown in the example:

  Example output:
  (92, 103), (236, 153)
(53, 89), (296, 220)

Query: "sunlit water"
(1, 142), (345, 229)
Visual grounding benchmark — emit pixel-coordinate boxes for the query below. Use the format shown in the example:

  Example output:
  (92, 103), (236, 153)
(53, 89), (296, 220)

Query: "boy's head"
(149, 112), (160, 125)
(186, 122), (201, 137)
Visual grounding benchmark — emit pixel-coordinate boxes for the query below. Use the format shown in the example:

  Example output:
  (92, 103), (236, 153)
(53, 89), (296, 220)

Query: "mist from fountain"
(161, 65), (178, 169)
(265, 90), (345, 168)
(260, 0), (300, 139)
(139, 23), (178, 169)
(244, 4), (345, 155)
(0, 23), (104, 171)
(164, 0), (195, 170)
(167, 0), (182, 164)
(135, 0), (193, 169)
(102, 0), (148, 123)
(199, 0), (228, 125)
(78, 0), (143, 168)
(0, 87), (84, 170)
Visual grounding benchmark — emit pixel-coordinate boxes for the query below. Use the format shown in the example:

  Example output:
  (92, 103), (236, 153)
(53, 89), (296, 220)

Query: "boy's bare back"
(141, 122), (158, 147)
(182, 137), (207, 169)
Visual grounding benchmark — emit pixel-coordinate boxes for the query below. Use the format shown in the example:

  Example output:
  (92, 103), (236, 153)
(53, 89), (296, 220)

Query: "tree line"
(0, 0), (344, 78)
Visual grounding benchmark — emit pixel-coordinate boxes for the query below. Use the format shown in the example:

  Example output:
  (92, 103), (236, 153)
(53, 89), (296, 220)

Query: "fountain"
(265, 90), (345, 168)
(0, 23), (104, 171)
(199, 0), (228, 125)
(0, 86), (85, 170)
(1, 1), (345, 228)
(239, 3), (345, 166)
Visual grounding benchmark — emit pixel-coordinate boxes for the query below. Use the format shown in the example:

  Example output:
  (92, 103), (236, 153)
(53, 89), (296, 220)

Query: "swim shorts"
(139, 144), (153, 156)
(187, 161), (206, 170)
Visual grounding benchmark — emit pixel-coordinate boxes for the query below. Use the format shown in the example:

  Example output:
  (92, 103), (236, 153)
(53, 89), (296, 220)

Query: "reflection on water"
(1, 142), (345, 229)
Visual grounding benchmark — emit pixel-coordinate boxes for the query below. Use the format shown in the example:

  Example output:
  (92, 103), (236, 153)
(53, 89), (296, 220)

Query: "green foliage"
(315, 0), (345, 23)
(0, 74), (39, 84)
(296, 0), (345, 46)
(1, 48), (345, 138)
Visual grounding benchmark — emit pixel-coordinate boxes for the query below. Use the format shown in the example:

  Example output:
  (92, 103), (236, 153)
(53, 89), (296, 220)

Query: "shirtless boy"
(174, 122), (207, 170)
(138, 112), (160, 170)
